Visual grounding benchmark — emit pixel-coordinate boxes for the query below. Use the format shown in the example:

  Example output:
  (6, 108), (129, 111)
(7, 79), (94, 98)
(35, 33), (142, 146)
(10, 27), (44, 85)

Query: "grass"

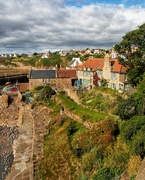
(37, 119), (81, 180)
(58, 94), (109, 123)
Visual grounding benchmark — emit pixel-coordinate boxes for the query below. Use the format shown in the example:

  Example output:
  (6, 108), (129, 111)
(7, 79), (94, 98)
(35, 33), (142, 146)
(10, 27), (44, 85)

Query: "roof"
(78, 57), (127, 73)
(78, 58), (104, 71)
(57, 69), (77, 78)
(30, 70), (56, 79)
(111, 60), (127, 73)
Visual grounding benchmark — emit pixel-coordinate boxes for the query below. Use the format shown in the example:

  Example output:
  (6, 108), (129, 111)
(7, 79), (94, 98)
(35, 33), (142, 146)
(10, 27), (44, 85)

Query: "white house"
(66, 58), (82, 69)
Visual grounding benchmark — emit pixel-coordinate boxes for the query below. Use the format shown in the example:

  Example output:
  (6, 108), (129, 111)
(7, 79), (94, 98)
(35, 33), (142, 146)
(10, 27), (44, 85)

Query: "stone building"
(77, 54), (130, 91)
(29, 69), (77, 91)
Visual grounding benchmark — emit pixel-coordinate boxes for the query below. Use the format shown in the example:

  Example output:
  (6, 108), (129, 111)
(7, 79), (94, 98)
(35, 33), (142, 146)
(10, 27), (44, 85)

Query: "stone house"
(29, 69), (77, 91)
(77, 54), (129, 91)
(102, 54), (129, 91)
(51, 69), (77, 91)
(29, 69), (56, 89)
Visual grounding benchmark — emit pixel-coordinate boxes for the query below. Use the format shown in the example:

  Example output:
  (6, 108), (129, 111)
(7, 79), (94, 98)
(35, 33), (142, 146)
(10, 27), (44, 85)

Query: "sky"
(0, 0), (145, 54)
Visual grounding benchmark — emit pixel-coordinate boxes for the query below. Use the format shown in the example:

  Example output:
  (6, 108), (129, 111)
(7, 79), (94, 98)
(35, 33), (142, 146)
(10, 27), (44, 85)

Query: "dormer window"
(110, 62), (114, 69)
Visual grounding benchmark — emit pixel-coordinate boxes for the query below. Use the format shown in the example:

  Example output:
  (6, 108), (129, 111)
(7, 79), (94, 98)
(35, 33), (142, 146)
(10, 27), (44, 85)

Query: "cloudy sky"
(0, 0), (145, 54)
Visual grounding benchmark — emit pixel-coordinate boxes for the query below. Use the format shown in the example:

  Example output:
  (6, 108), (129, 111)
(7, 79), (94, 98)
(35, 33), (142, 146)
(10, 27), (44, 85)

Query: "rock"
(135, 158), (145, 180)
(1, 94), (9, 108)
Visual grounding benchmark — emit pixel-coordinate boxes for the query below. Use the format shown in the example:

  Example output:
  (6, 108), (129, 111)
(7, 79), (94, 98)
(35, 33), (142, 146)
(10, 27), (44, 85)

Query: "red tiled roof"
(111, 60), (127, 73)
(78, 57), (127, 73)
(78, 58), (104, 71)
(57, 69), (77, 78)
(97, 62), (104, 70)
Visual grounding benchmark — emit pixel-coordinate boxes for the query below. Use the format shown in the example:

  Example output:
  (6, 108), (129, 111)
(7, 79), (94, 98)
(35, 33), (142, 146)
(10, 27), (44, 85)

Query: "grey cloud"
(0, 0), (145, 54)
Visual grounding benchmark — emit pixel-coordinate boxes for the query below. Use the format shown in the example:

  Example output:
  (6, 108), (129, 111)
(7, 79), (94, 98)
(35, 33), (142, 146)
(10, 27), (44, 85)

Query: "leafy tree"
(114, 23), (145, 86)
(120, 116), (145, 157)
(130, 74), (145, 115)
(116, 96), (137, 120)
(33, 52), (38, 56)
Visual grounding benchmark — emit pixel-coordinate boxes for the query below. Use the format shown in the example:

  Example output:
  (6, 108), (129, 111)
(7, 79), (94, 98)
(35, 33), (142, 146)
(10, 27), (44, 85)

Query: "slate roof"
(57, 69), (77, 78)
(30, 70), (56, 79)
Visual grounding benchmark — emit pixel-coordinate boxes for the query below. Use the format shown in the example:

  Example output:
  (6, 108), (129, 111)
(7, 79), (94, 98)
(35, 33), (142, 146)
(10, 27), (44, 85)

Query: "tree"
(114, 23), (145, 86)
(120, 116), (145, 158)
(116, 96), (137, 120)
(33, 52), (38, 56)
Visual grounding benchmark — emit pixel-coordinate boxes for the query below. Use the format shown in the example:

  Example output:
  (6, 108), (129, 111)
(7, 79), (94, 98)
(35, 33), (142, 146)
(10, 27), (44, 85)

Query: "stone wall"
(29, 78), (73, 91)
(0, 93), (8, 108)
(50, 78), (72, 91)
(29, 79), (44, 89)
(64, 88), (80, 104)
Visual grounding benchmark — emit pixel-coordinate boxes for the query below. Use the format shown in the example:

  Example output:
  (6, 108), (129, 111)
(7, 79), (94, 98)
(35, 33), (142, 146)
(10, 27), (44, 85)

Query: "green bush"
(120, 116), (145, 157)
(131, 127), (145, 158)
(116, 97), (137, 120)
(92, 168), (115, 180)
(120, 116), (145, 142)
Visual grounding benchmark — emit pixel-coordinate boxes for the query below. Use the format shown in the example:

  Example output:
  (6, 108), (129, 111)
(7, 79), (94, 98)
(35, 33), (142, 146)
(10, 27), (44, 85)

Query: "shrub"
(120, 116), (145, 142)
(92, 168), (115, 180)
(127, 155), (142, 178)
(103, 136), (130, 176)
(131, 128), (145, 158)
(116, 97), (137, 120)
(81, 174), (88, 180)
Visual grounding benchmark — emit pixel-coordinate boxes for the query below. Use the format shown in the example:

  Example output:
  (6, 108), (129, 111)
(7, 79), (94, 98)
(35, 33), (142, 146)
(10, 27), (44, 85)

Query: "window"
(114, 73), (117, 80)
(99, 71), (102, 77)
(113, 83), (116, 89)
(111, 83), (116, 90)
(111, 73), (117, 80)
(83, 71), (86, 76)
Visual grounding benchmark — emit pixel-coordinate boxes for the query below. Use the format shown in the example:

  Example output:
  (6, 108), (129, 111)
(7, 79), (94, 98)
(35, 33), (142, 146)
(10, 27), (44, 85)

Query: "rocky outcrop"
(135, 158), (145, 180)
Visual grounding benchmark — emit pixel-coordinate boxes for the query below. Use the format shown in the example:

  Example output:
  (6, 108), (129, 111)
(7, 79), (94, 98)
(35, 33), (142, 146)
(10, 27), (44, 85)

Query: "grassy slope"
(35, 89), (141, 180)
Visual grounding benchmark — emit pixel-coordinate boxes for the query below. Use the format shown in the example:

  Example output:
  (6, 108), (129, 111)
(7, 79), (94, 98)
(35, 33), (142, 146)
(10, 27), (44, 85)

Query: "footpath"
(6, 104), (34, 180)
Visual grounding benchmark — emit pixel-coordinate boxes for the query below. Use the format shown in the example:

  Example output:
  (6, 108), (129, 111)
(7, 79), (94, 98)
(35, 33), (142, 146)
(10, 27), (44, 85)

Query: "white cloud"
(0, 0), (145, 54)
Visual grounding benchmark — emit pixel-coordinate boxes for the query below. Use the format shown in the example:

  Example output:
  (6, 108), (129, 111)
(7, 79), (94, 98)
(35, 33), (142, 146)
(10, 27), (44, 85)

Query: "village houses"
(77, 53), (129, 91)
(29, 53), (130, 92)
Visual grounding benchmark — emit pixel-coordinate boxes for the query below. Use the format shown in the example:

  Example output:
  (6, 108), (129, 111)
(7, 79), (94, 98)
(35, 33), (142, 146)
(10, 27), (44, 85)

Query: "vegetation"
(32, 23), (145, 180)
(114, 23), (145, 86)
(0, 58), (17, 67)
(58, 93), (108, 123)
(32, 86), (140, 180)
